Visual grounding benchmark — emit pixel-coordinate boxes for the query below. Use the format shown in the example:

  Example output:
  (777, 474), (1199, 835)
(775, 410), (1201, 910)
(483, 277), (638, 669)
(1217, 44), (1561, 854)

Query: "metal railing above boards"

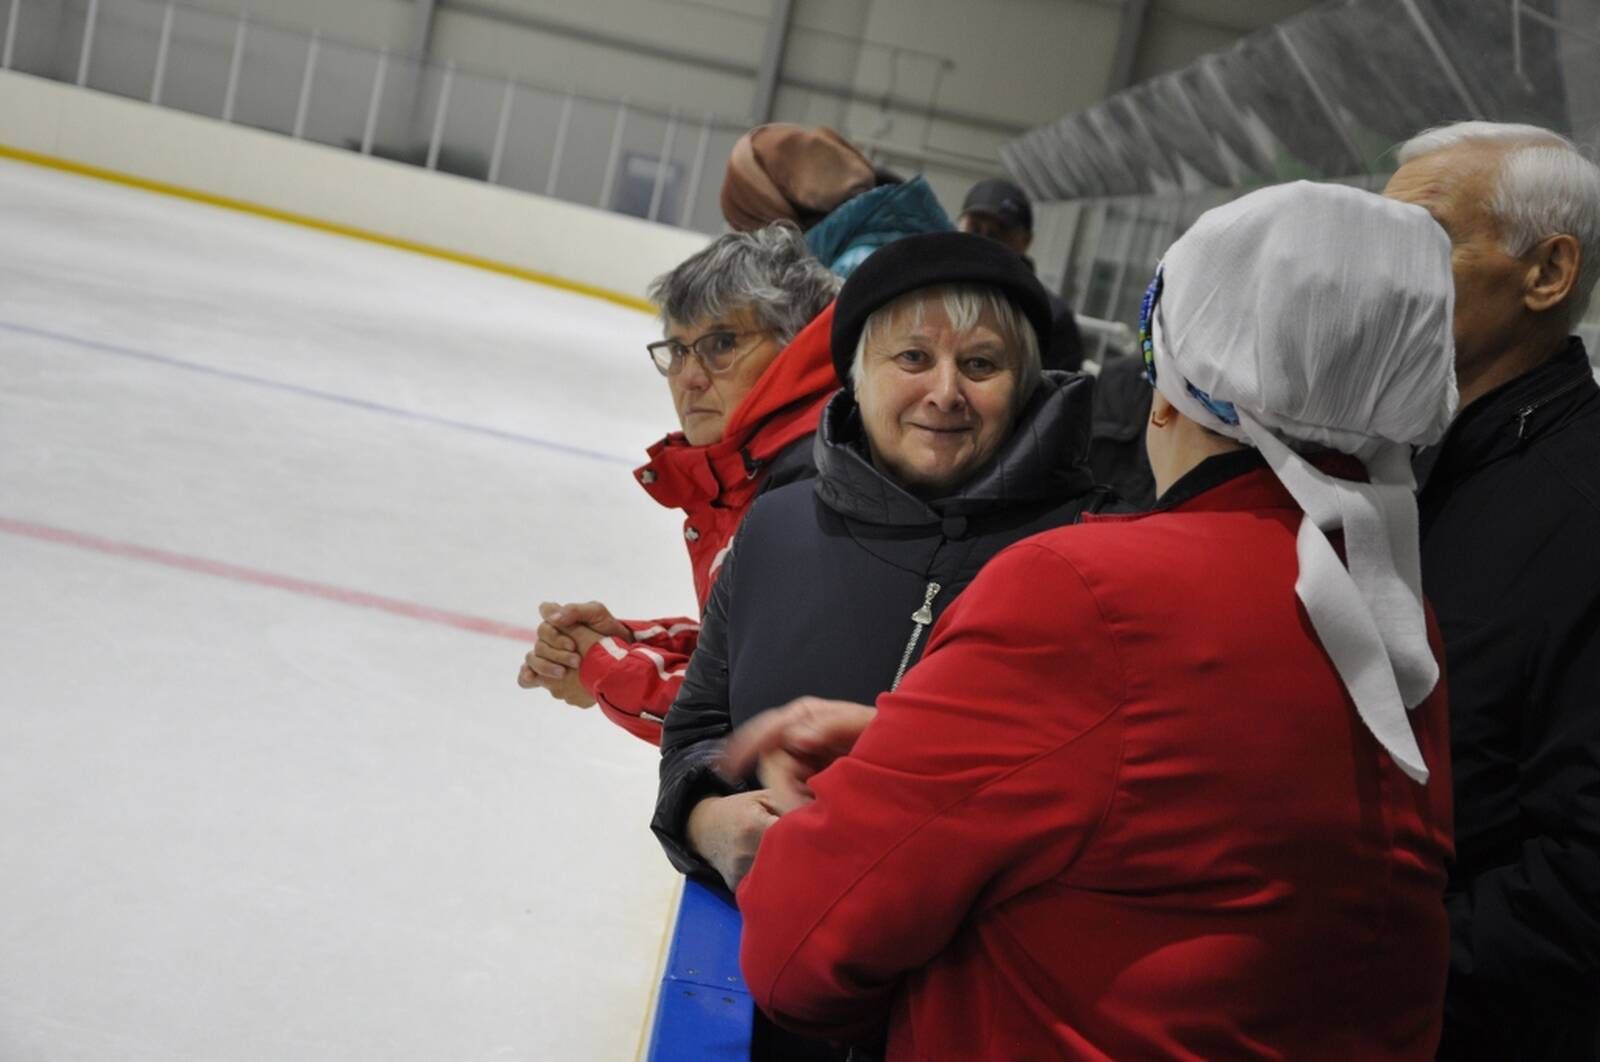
(0, 0), (755, 234)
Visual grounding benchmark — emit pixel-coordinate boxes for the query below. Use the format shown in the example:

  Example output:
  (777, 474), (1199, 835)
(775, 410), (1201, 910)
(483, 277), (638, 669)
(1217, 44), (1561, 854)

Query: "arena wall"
(0, 69), (709, 310)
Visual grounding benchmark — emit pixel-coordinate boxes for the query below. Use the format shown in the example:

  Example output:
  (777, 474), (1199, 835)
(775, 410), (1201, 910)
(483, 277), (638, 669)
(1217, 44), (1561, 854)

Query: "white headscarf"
(1149, 181), (1458, 784)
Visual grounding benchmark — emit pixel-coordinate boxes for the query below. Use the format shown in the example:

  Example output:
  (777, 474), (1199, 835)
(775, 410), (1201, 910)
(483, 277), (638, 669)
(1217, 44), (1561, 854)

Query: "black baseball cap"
(960, 177), (1033, 232)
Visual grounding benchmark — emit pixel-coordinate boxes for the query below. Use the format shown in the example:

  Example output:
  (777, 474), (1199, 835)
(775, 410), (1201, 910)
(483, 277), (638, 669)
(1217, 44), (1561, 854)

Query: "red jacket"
(580, 303), (838, 743)
(738, 457), (1455, 1060)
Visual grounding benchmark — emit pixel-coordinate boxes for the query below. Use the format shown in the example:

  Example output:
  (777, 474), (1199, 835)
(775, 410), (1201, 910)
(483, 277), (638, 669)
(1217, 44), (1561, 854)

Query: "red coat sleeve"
(736, 541), (1128, 1042)
(578, 617), (701, 746)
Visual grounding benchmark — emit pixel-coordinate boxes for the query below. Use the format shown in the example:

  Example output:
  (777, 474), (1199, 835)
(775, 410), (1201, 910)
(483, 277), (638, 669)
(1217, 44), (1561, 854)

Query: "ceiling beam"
(408, 0), (437, 58)
(750, 0), (794, 123)
(1105, 0), (1150, 94)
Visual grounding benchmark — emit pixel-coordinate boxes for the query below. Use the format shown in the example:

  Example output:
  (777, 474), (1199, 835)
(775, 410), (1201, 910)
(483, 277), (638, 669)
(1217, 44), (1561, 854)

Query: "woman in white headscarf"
(725, 182), (1459, 1060)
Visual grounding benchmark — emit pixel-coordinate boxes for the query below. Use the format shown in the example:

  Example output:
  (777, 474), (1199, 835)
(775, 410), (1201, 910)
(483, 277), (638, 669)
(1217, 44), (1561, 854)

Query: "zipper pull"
(892, 582), (945, 691)
(1515, 404), (1535, 441)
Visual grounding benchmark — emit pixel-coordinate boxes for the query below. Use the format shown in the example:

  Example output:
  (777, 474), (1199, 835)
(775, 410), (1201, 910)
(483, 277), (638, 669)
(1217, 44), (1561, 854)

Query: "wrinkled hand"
(720, 697), (877, 815)
(516, 600), (633, 708)
(685, 790), (783, 892)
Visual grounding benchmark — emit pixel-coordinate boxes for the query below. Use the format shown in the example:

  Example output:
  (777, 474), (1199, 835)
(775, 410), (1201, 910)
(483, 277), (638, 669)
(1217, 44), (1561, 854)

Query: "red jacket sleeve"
(735, 542), (1128, 1042)
(578, 617), (701, 746)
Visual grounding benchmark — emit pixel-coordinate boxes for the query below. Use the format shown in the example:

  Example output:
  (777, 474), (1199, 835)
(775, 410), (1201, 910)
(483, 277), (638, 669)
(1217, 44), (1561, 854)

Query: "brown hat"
(720, 124), (876, 232)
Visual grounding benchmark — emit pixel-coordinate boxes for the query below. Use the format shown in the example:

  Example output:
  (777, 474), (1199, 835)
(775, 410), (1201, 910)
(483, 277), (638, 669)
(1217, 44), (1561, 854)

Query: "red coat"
(738, 458), (1455, 1060)
(579, 303), (838, 743)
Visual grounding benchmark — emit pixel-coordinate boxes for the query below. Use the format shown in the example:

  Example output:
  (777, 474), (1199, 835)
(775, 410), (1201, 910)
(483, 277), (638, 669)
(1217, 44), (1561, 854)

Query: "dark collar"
(1085, 449), (1366, 526)
(1152, 449), (1268, 510)
(811, 371), (1097, 527)
(1416, 337), (1597, 494)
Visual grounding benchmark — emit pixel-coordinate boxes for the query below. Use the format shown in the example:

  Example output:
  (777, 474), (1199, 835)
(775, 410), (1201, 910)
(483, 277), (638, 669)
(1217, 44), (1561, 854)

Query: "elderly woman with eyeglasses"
(518, 223), (840, 743)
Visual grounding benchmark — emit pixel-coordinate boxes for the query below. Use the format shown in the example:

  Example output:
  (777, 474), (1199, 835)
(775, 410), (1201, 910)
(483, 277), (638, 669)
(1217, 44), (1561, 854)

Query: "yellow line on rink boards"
(0, 142), (657, 315)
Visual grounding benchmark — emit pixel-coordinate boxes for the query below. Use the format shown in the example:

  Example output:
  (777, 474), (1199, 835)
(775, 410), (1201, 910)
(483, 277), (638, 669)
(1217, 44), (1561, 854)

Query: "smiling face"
(662, 304), (783, 447)
(852, 293), (1024, 498)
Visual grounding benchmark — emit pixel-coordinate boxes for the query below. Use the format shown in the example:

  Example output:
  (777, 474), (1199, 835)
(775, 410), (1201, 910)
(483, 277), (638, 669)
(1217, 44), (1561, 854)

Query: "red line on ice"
(0, 515), (539, 643)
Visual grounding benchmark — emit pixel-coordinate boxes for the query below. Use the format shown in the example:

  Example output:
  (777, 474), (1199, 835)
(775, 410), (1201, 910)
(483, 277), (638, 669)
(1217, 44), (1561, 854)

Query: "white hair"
(849, 283), (1043, 403)
(1398, 121), (1600, 319)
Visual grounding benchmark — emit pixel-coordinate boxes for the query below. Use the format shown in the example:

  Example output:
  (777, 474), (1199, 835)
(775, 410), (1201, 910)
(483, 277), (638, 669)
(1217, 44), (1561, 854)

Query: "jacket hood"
(804, 177), (953, 277)
(722, 300), (838, 440)
(635, 302), (838, 512)
(813, 369), (1097, 527)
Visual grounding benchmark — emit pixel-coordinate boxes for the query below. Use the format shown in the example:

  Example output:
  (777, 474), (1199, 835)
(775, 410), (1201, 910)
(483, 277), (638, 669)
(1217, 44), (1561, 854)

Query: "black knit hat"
(830, 231), (1054, 385)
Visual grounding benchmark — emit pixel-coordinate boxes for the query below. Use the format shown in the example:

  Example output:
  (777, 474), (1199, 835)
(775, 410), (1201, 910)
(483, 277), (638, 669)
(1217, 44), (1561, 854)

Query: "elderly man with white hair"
(1386, 121), (1600, 1061)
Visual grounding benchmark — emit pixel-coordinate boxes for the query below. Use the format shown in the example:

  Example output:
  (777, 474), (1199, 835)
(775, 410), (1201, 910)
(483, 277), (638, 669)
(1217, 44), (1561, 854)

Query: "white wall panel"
(0, 69), (709, 305)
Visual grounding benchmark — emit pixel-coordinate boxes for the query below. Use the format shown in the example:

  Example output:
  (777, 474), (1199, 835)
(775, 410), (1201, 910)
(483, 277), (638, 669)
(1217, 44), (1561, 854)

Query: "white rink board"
(0, 157), (691, 1062)
(0, 69), (711, 305)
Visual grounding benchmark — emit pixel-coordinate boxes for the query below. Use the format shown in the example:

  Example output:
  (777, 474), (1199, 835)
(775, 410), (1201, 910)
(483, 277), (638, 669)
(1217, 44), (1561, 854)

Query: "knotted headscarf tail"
(1149, 181), (1459, 784)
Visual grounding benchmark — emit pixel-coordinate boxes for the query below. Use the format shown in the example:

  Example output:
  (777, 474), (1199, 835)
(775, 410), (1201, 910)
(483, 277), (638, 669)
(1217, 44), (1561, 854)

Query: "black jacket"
(1044, 290), (1087, 373)
(1417, 338), (1600, 1061)
(653, 371), (1107, 877)
(1087, 354), (1156, 509)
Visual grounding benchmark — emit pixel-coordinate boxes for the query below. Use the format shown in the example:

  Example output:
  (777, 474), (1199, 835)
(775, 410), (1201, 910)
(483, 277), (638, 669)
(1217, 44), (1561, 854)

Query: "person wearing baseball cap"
(962, 176), (1156, 506)
(958, 177), (1085, 373)
(957, 177), (1036, 251)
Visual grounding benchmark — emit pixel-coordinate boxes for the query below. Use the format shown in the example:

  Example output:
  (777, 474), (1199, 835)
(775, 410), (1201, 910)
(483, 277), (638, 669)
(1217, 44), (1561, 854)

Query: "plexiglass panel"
(1005, 0), (1600, 200)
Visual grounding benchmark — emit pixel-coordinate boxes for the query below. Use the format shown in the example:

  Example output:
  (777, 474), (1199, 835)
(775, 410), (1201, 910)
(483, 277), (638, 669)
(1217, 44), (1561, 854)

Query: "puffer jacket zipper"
(890, 581), (942, 691)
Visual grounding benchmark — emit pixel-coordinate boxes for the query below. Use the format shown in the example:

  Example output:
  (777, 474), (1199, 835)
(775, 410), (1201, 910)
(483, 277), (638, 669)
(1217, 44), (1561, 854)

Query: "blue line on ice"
(0, 319), (638, 467)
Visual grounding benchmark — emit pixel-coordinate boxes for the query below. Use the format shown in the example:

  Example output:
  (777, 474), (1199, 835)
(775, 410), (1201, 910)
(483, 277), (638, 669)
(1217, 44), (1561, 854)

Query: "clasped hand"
(517, 601), (632, 708)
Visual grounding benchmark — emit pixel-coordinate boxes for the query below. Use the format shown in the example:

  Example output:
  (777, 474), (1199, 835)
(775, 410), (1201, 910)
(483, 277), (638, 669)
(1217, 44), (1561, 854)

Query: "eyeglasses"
(646, 329), (772, 377)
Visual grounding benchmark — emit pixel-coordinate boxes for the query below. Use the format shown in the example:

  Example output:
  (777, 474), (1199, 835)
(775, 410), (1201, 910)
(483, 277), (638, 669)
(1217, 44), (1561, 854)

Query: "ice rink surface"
(0, 157), (696, 1061)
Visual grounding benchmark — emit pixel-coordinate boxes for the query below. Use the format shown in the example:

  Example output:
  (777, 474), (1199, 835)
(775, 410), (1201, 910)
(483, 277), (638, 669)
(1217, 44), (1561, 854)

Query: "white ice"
(0, 157), (695, 1061)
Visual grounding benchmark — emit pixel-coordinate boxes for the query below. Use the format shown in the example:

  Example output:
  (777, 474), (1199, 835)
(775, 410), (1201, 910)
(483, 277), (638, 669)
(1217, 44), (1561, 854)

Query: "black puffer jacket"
(653, 371), (1108, 876)
(1417, 338), (1600, 1062)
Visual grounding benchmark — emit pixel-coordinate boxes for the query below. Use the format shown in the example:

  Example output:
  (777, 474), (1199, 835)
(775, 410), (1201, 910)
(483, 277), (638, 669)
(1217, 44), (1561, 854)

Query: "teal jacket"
(804, 176), (952, 277)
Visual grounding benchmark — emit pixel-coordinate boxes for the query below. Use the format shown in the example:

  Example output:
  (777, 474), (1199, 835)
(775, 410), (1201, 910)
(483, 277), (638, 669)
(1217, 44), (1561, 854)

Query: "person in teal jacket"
(719, 123), (950, 277)
(802, 173), (951, 276)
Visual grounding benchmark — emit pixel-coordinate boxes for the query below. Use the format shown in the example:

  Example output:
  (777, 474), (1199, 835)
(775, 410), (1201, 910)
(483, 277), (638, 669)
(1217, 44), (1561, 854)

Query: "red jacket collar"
(635, 303), (839, 511)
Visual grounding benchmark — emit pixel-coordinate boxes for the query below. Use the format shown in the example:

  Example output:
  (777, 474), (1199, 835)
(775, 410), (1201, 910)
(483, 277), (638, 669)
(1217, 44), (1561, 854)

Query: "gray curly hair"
(648, 222), (840, 344)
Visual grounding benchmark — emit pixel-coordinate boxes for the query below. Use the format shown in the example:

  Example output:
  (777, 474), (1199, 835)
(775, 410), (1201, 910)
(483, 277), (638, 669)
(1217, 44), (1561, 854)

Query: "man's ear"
(1523, 233), (1582, 314)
